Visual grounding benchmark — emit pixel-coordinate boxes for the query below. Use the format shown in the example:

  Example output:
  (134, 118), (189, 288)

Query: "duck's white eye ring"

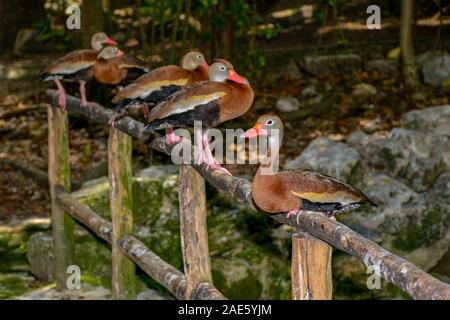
(197, 55), (203, 59)
(112, 48), (117, 53)
(266, 119), (274, 126)
(219, 66), (226, 71)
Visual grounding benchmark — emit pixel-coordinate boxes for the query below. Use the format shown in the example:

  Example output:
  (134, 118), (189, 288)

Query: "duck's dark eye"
(219, 66), (226, 71)
(266, 119), (274, 126)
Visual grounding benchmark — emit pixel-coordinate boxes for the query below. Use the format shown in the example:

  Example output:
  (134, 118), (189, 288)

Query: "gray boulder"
(401, 105), (450, 137)
(364, 59), (399, 75)
(302, 54), (362, 76)
(371, 128), (450, 192)
(285, 137), (362, 181)
(416, 51), (450, 87)
(276, 97), (300, 113)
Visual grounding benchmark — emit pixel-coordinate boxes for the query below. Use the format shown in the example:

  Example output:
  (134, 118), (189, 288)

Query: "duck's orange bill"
(228, 70), (249, 84)
(104, 37), (118, 46)
(117, 50), (125, 57)
(241, 122), (262, 138)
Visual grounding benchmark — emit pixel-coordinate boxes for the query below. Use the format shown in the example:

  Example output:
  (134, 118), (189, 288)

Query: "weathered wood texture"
(54, 190), (225, 300)
(46, 90), (450, 300)
(47, 106), (74, 290)
(291, 233), (332, 300)
(178, 165), (213, 299)
(108, 127), (136, 299)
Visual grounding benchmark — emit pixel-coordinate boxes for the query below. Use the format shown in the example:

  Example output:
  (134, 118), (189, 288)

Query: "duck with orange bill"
(144, 59), (254, 173)
(109, 50), (209, 128)
(241, 114), (377, 219)
(40, 32), (117, 110)
(92, 46), (149, 88)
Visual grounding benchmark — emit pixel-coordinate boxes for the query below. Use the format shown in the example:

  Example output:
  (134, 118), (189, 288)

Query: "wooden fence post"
(108, 127), (136, 299)
(178, 165), (213, 299)
(47, 106), (75, 290)
(291, 232), (332, 300)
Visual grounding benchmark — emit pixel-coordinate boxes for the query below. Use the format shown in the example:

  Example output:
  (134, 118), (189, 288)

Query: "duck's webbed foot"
(287, 209), (300, 218)
(108, 109), (128, 127)
(165, 128), (184, 145)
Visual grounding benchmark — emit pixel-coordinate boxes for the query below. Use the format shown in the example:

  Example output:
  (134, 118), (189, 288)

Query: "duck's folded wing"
(41, 50), (97, 77)
(147, 81), (230, 122)
(112, 66), (188, 103)
(280, 169), (373, 206)
(118, 54), (150, 72)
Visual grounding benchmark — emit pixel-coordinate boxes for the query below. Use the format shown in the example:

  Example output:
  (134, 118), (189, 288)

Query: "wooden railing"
(45, 89), (450, 300)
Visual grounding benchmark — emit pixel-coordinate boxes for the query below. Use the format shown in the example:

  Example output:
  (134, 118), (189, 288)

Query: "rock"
(352, 83), (377, 99)
(359, 119), (381, 134)
(0, 273), (36, 299)
(401, 105), (450, 137)
(347, 131), (385, 159)
(303, 54), (362, 76)
(276, 97), (300, 113)
(285, 137), (362, 182)
(137, 288), (172, 300)
(301, 85), (317, 98)
(416, 51), (450, 87)
(0, 217), (50, 274)
(282, 59), (302, 80)
(365, 59), (399, 75)
(371, 128), (450, 192)
(27, 233), (53, 281)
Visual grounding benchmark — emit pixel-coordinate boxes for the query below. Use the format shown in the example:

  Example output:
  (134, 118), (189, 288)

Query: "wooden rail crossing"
(44, 89), (450, 300)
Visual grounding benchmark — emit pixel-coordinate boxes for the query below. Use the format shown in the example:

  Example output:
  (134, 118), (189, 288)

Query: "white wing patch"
(49, 61), (95, 75)
(135, 79), (188, 99)
(290, 190), (360, 206)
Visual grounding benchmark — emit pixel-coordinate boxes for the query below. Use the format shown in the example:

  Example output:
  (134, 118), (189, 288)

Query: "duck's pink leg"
(54, 79), (67, 111)
(202, 132), (231, 175)
(287, 209), (300, 218)
(194, 129), (204, 165)
(79, 80), (94, 108)
(165, 128), (184, 145)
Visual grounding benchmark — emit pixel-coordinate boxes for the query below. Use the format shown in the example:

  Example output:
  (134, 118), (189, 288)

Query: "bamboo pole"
(108, 127), (135, 299)
(45, 90), (450, 300)
(55, 190), (226, 300)
(291, 233), (332, 300)
(47, 106), (74, 290)
(178, 165), (213, 299)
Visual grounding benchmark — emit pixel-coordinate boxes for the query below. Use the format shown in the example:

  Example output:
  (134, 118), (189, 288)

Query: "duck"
(241, 114), (377, 219)
(92, 46), (149, 88)
(144, 59), (254, 172)
(109, 50), (209, 126)
(40, 32), (117, 110)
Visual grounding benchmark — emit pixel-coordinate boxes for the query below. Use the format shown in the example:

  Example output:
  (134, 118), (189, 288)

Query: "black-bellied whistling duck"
(40, 32), (117, 110)
(92, 46), (149, 87)
(241, 114), (377, 219)
(110, 50), (209, 125)
(144, 59), (254, 172)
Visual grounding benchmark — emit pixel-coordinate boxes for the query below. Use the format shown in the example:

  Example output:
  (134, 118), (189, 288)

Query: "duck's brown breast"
(93, 59), (126, 85)
(251, 169), (299, 214)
